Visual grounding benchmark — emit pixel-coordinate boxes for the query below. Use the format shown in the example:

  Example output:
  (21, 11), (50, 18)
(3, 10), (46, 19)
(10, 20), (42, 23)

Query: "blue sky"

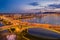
(0, 0), (60, 13)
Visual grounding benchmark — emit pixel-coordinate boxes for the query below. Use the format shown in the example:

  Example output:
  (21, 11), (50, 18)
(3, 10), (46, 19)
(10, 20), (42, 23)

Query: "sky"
(0, 0), (60, 13)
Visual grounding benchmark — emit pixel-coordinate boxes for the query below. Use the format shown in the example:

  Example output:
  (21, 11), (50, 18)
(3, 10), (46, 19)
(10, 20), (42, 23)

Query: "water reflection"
(28, 28), (60, 39)
(21, 14), (60, 25)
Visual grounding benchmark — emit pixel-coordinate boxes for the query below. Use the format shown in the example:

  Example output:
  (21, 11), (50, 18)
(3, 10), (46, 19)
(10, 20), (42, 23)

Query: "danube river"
(21, 14), (60, 39)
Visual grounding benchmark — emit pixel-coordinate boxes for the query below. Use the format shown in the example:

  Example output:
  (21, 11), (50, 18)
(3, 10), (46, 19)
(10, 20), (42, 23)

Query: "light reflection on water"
(21, 14), (60, 38)
(21, 14), (60, 25)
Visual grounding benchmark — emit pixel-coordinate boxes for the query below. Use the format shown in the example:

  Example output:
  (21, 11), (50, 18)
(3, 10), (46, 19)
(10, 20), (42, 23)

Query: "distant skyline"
(0, 0), (60, 13)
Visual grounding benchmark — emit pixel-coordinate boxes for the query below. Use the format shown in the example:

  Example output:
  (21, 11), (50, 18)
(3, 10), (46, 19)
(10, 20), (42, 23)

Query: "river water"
(28, 28), (60, 39)
(21, 14), (60, 25)
(21, 14), (60, 39)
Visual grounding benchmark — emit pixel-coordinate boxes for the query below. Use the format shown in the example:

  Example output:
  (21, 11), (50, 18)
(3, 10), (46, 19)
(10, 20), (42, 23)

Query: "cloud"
(49, 4), (60, 8)
(28, 2), (39, 6)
